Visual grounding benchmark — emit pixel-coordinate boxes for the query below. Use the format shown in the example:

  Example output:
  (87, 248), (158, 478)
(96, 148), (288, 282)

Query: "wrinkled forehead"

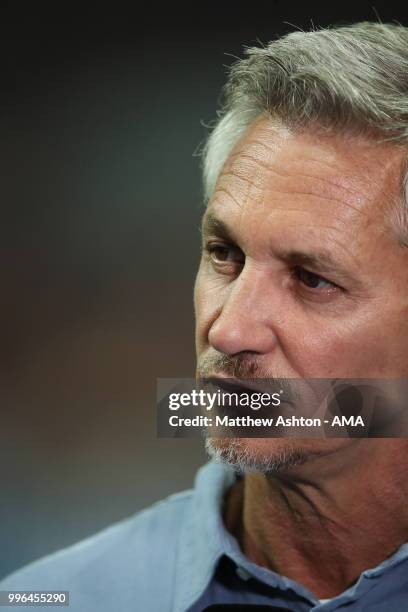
(212, 117), (407, 234)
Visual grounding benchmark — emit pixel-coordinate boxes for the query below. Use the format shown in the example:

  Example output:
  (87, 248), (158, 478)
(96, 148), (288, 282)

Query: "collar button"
(235, 566), (251, 581)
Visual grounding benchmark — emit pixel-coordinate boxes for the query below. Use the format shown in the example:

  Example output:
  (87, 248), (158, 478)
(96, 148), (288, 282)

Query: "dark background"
(1, 1), (408, 579)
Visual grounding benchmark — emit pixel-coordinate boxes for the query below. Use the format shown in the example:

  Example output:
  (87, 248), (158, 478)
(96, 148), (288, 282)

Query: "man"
(1, 21), (408, 611)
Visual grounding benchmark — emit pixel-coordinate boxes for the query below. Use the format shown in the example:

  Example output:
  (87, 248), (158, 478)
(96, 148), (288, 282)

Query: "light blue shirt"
(1, 461), (408, 611)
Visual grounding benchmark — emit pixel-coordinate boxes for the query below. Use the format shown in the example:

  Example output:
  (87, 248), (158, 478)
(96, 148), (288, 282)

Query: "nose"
(208, 266), (278, 356)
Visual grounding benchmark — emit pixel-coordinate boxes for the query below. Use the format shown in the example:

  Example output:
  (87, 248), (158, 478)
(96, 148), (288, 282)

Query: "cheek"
(194, 265), (224, 353)
(283, 318), (395, 378)
(275, 314), (367, 378)
(276, 327), (337, 377)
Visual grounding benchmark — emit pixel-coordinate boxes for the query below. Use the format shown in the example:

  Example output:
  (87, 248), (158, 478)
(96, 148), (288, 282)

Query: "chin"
(205, 436), (347, 474)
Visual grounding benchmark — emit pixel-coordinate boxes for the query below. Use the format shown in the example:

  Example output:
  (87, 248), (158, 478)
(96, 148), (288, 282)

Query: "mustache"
(196, 352), (296, 401)
(197, 352), (262, 378)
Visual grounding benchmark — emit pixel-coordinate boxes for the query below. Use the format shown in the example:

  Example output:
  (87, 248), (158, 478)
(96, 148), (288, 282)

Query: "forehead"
(209, 117), (406, 245)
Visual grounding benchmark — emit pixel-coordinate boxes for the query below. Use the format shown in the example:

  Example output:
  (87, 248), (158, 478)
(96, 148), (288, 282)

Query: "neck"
(224, 440), (408, 599)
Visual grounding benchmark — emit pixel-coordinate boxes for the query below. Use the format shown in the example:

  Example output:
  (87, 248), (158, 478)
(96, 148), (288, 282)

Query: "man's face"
(194, 117), (408, 470)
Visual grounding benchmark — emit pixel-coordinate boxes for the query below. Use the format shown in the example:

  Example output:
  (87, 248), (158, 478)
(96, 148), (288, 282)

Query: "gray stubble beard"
(204, 436), (311, 474)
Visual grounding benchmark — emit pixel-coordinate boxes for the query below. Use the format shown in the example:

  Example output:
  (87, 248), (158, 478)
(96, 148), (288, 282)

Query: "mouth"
(200, 375), (264, 393)
(198, 374), (293, 407)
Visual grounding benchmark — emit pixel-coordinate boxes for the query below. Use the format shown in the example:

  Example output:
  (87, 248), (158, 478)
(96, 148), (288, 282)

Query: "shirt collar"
(173, 460), (235, 612)
(172, 460), (408, 612)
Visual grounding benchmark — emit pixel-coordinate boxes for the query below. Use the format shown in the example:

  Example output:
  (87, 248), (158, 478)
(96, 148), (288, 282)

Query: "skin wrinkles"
(221, 153), (395, 231)
(226, 115), (405, 194)
(218, 172), (261, 192)
(210, 186), (244, 211)
(201, 211), (364, 288)
(223, 152), (371, 216)
(210, 158), (406, 296)
(218, 171), (370, 226)
(220, 120), (405, 224)
(224, 138), (352, 184)
(203, 205), (365, 285)
(194, 116), (408, 599)
(204, 202), (360, 241)
(230, 146), (364, 200)
(253, 211), (362, 260)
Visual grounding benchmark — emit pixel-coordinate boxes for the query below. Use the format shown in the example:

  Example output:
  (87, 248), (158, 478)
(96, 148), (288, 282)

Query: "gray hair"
(202, 22), (408, 242)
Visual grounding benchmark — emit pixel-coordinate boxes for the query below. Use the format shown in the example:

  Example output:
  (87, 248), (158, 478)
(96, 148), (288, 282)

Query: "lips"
(198, 375), (292, 405)
(202, 377), (258, 397)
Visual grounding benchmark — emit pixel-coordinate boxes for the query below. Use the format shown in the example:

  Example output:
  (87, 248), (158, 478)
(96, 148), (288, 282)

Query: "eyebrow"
(201, 212), (235, 241)
(201, 211), (358, 283)
(280, 250), (348, 276)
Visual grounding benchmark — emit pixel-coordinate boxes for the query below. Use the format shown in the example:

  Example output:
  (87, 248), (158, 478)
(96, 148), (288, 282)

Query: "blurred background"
(1, 0), (408, 579)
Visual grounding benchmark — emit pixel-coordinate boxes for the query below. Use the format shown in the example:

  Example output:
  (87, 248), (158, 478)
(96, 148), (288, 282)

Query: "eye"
(293, 266), (336, 291)
(206, 242), (245, 265)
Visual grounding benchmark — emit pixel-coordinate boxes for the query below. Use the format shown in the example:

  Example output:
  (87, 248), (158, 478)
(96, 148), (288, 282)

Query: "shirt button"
(236, 566), (252, 581)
